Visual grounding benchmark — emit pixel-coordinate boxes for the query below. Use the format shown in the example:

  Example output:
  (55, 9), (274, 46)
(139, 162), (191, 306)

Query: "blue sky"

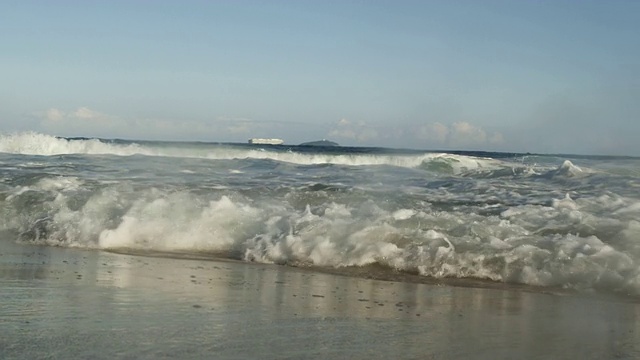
(1, 1), (639, 155)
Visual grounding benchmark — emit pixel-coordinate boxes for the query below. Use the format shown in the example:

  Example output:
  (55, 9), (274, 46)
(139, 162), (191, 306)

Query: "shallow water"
(1, 132), (640, 298)
(2, 241), (640, 359)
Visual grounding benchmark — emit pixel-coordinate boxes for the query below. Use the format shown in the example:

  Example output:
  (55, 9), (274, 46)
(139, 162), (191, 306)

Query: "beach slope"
(1, 240), (639, 359)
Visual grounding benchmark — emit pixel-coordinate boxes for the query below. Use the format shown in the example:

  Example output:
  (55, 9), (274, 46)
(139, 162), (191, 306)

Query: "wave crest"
(0, 132), (149, 156)
(4, 178), (640, 296)
(0, 132), (507, 174)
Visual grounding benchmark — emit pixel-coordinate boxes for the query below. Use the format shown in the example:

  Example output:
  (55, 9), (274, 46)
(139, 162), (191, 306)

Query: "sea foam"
(2, 176), (639, 296)
(2, 132), (640, 297)
(0, 132), (504, 174)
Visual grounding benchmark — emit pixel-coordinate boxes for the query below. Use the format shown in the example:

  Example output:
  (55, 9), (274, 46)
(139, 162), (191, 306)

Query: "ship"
(248, 138), (284, 145)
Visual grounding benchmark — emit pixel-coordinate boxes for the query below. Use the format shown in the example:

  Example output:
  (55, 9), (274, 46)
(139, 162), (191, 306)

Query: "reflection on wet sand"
(2, 241), (640, 359)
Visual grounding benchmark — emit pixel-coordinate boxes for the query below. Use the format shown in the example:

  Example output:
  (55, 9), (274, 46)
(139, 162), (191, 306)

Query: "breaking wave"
(0, 132), (509, 174)
(2, 174), (640, 297)
(3, 131), (639, 297)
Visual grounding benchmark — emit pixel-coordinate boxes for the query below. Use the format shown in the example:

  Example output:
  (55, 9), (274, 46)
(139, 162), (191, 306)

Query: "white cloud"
(37, 107), (117, 136)
(416, 121), (504, 150)
(337, 118), (350, 126)
(39, 107), (111, 124)
(217, 117), (258, 135)
(449, 121), (487, 147)
(73, 107), (104, 120)
(329, 128), (356, 140)
(417, 122), (449, 143)
(33, 107), (268, 141)
(45, 108), (65, 122)
(328, 118), (379, 143)
(226, 123), (250, 134)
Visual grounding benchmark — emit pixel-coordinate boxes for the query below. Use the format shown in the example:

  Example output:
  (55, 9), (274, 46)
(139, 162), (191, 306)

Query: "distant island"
(299, 139), (339, 147)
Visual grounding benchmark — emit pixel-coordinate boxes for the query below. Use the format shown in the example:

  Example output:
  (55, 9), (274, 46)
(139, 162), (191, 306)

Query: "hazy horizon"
(2, 131), (637, 159)
(2, 1), (639, 156)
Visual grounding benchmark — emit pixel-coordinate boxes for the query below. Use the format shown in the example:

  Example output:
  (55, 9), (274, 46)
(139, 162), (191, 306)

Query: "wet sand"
(1, 240), (640, 359)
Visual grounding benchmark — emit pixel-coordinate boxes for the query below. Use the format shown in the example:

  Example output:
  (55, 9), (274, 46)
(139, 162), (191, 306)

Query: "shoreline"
(2, 241), (640, 359)
(104, 247), (640, 305)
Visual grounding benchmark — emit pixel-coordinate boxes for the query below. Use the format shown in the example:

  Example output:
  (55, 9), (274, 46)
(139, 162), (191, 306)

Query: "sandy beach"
(1, 239), (639, 360)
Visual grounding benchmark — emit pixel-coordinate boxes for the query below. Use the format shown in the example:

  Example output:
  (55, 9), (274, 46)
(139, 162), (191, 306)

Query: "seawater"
(2, 132), (640, 297)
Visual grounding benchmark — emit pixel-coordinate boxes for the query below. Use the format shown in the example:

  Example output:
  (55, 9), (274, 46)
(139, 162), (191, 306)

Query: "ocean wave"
(0, 132), (150, 156)
(3, 176), (640, 296)
(0, 132), (510, 174)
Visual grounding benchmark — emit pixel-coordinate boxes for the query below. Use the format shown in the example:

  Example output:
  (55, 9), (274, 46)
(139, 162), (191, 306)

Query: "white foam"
(0, 132), (150, 156)
(0, 132), (503, 173)
(392, 209), (416, 220)
(3, 136), (639, 296)
(3, 183), (639, 295)
(542, 159), (595, 179)
(557, 160), (582, 176)
(98, 194), (261, 251)
(553, 193), (579, 210)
